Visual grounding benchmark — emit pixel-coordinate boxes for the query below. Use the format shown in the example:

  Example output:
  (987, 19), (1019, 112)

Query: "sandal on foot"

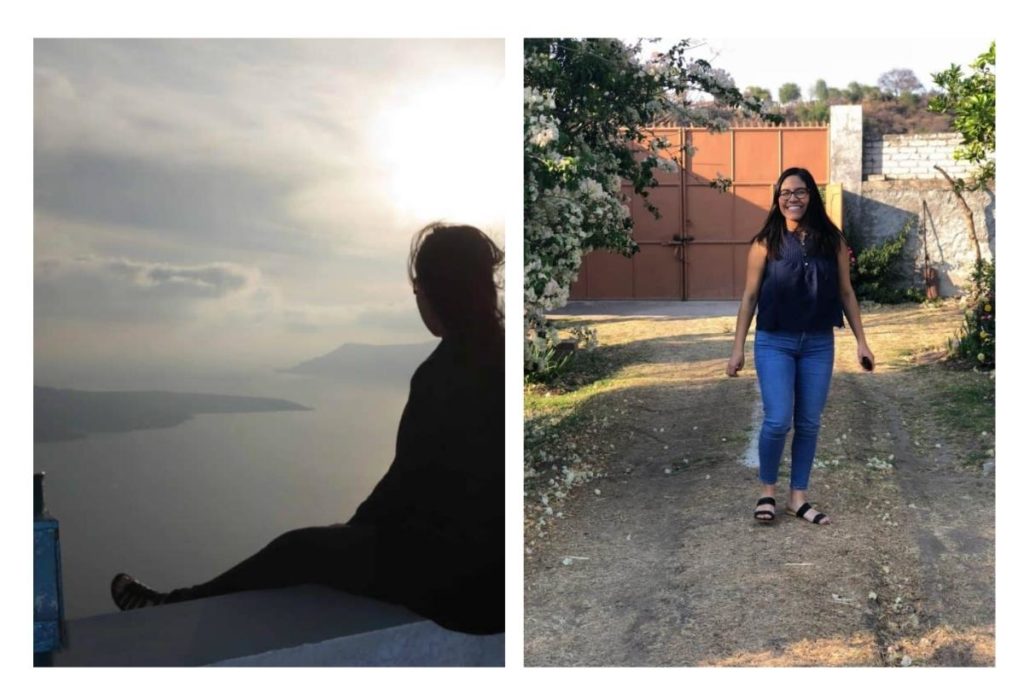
(787, 502), (831, 525)
(754, 496), (776, 524)
(111, 573), (168, 610)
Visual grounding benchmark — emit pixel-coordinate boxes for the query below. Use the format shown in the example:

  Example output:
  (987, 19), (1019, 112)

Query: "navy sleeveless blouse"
(756, 230), (844, 332)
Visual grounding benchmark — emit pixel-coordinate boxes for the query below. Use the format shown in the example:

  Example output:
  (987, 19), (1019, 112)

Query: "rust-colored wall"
(571, 125), (830, 301)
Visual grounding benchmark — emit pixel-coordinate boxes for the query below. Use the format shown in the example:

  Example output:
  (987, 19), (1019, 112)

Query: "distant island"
(34, 387), (311, 443)
(284, 341), (436, 381)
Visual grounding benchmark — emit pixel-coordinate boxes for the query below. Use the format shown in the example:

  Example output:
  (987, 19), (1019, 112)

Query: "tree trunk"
(934, 165), (982, 264)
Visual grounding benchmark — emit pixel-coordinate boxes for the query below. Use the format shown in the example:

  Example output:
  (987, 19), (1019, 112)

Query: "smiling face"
(778, 175), (811, 226)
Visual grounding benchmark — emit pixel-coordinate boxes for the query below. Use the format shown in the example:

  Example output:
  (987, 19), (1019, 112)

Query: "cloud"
(35, 256), (261, 322)
(32, 39), (503, 374)
(34, 40), (503, 182)
(35, 253), (422, 334)
(33, 150), (317, 256)
(34, 41), (362, 178)
(34, 40), (505, 243)
(106, 261), (251, 298)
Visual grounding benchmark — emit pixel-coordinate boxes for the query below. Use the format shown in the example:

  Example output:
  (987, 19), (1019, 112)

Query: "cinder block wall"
(863, 133), (974, 180)
(831, 108), (995, 298)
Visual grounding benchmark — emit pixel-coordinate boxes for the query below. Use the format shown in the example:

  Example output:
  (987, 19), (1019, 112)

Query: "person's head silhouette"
(408, 223), (504, 342)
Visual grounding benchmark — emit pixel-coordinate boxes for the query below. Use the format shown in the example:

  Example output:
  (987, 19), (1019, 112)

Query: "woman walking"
(726, 167), (873, 526)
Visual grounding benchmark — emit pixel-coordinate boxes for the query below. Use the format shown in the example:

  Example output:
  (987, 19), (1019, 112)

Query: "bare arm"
(727, 240), (768, 377)
(836, 239), (874, 370)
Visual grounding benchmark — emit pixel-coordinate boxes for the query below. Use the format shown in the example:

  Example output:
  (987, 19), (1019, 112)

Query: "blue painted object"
(34, 473), (66, 661)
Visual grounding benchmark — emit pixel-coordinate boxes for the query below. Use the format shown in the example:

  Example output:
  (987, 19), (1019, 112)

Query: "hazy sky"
(34, 39), (504, 384)
(642, 36), (993, 100)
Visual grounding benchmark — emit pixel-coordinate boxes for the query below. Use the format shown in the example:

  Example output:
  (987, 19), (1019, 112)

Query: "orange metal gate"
(569, 124), (830, 301)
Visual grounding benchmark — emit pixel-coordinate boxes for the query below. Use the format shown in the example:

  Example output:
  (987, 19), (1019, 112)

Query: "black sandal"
(754, 496), (776, 524)
(787, 502), (831, 525)
(111, 573), (169, 610)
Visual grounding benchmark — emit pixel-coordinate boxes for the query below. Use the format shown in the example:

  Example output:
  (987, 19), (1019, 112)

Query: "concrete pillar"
(830, 105), (863, 227)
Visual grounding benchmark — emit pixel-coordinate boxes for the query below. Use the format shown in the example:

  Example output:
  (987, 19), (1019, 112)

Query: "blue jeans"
(754, 329), (835, 490)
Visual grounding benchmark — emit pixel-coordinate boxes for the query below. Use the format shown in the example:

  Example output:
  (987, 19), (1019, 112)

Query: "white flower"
(655, 157), (679, 173)
(527, 115), (560, 148)
(709, 67), (735, 89)
(524, 40), (749, 377)
(578, 178), (605, 200)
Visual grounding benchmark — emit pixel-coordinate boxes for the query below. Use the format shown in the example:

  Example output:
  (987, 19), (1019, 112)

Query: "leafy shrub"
(525, 326), (598, 385)
(949, 259), (994, 369)
(525, 328), (573, 384)
(847, 219), (925, 304)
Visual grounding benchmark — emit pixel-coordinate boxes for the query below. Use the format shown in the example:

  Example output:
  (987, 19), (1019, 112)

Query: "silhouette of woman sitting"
(111, 223), (505, 635)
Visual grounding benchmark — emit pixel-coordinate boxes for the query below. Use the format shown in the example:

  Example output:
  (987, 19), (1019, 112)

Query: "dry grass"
(897, 625), (995, 666)
(704, 632), (878, 667)
(525, 300), (994, 667)
(702, 624), (994, 667)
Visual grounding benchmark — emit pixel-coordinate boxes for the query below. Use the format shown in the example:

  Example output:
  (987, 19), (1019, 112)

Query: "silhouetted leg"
(164, 524), (379, 603)
(150, 522), (503, 634)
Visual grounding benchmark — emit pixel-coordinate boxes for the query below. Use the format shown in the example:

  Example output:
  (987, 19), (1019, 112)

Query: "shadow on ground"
(525, 303), (994, 667)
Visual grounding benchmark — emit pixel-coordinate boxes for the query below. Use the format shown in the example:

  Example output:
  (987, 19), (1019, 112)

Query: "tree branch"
(934, 164), (982, 265)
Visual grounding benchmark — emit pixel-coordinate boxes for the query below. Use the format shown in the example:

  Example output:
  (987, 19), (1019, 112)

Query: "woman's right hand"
(726, 349), (744, 377)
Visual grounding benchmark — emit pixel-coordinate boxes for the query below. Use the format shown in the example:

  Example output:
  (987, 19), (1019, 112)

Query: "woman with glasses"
(726, 167), (873, 525)
(110, 223), (505, 635)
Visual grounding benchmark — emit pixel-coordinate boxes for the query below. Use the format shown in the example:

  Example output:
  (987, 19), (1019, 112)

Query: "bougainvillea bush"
(524, 38), (775, 377)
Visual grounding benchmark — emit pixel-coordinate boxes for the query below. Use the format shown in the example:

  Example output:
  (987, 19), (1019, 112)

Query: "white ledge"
(52, 585), (504, 667)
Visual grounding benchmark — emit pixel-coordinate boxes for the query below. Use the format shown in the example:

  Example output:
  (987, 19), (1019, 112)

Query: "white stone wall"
(829, 107), (995, 299)
(863, 133), (974, 180)
(857, 179), (994, 297)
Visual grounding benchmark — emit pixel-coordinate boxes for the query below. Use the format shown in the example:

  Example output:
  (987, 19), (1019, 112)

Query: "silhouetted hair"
(408, 223), (504, 345)
(751, 167), (845, 260)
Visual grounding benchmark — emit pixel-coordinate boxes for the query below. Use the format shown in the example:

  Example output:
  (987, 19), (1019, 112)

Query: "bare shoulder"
(834, 232), (850, 260)
(743, 239), (769, 291)
(834, 229), (849, 252)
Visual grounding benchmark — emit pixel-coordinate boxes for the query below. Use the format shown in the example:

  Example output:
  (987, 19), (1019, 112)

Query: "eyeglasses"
(779, 188), (810, 200)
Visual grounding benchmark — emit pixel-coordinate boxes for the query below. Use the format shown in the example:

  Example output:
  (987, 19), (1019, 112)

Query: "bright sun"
(374, 74), (503, 231)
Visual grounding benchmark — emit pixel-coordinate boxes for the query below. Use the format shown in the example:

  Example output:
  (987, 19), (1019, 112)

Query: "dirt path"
(524, 302), (994, 666)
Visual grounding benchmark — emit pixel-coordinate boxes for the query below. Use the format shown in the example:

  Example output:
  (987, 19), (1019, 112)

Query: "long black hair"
(408, 222), (504, 348)
(751, 167), (845, 260)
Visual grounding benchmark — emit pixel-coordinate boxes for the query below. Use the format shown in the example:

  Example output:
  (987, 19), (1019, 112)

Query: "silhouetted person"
(111, 223), (504, 635)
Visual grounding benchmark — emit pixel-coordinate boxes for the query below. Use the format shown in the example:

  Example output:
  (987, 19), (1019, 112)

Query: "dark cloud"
(35, 257), (259, 322)
(109, 261), (251, 297)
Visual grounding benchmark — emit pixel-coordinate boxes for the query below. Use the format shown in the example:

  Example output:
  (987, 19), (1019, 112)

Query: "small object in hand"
(860, 356), (874, 371)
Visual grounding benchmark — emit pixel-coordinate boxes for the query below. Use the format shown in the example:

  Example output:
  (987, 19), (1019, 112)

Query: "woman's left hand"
(857, 343), (875, 372)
